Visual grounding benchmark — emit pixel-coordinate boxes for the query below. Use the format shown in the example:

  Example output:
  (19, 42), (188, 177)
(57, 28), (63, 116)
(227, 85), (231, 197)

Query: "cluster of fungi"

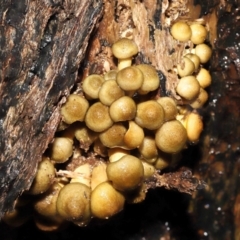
(2, 21), (212, 231)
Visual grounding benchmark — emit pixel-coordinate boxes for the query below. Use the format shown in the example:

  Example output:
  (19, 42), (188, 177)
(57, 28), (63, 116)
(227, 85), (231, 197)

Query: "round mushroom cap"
(190, 88), (208, 109)
(34, 182), (62, 218)
(185, 112), (203, 142)
(116, 66), (143, 91)
(176, 76), (200, 101)
(61, 94), (89, 124)
(104, 70), (118, 81)
(56, 182), (91, 222)
(28, 158), (55, 195)
(184, 53), (200, 71)
(196, 68), (212, 88)
(99, 123), (127, 148)
(109, 96), (137, 122)
(82, 74), (105, 99)
(170, 22), (192, 42)
(91, 182), (125, 219)
(195, 43), (212, 63)
(136, 64), (160, 94)
(190, 23), (208, 45)
(177, 57), (195, 77)
(98, 80), (125, 106)
(135, 100), (165, 130)
(138, 136), (158, 161)
(156, 97), (178, 121)
(123, 121), (144, 149)
(50, 137), (73, 163)
(106, 154), (144, 191)
(85, 102), (113, 132)
(112, 38), (138, 59)
(155, 120), (187, 153)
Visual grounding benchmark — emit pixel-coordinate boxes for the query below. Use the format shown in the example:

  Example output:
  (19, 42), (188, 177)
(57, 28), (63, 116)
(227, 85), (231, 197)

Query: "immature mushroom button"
(136, 64), (160, 94)
(156, 97), (178, 121)
(116, 66), (143, 91)
(176, 76), (200, 101)
(190, 88), (208, 109)
(109, 96), (136, 122)
(170, 22), (192, 42)
(155, 120), (187, 153)
(190, 23), (208, 45)
(177, 57), (195, 77)
(135, 100), (165, 130)
(106, 154), (144, 191)
(91, 182), (125, 219)
(82, 74), (105, 99)
(195, 43), (212, 63)
(196, 68), (212, 88)
(98, 79), (125, 106)
(85, 102), (113, 132)
(112, 38), (138, 70)
(184, 53), (200, 71)
(60, 94), (89, 124)
(138, 136), (158, 161)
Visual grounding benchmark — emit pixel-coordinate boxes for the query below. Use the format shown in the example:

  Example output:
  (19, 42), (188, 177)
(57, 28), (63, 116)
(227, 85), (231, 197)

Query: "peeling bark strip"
(0, 0), (103, 217)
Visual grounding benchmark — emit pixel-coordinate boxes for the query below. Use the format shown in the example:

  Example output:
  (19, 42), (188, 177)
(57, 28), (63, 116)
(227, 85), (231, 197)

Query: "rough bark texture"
(0, 0), (103, 217)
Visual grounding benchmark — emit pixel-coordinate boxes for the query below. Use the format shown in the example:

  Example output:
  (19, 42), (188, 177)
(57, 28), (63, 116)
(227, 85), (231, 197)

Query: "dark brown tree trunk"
(0, 0), (103, 217)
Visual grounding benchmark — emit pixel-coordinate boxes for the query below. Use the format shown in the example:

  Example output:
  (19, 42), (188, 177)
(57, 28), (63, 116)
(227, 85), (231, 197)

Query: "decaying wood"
(0, 0), (103, 217)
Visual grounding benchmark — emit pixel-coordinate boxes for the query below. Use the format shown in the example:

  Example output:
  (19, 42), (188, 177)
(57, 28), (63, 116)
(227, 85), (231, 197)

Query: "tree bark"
(0, 0), (103, 217)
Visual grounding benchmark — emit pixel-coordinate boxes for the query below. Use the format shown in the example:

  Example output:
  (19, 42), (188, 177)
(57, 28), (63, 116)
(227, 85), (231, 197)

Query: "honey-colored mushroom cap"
(98, 79), (125, 106)
(85, 102), (113, 132)
(155, 120), (187, 153)
(176, 76), (200, 101)
(195, 43), (212, 63)
(190, 88), (208, 109)
(91, 182), (125, 219)
(156, 97), (178, 121)
(28, 158), (55, 195)
(106, 154), (144, 191)
(196, 68), (212, 88)
(136, 64), (160, 94)
(170, 22), (192, 42)
(190, 23), (208, 45)
(61, 94), (89, 124)
(56, 182), (91, 222)
(177, 57), (195, 77)
(135, 100), (164, 130)
(116, 66), (143, 91)
(184, 53), (200, 71)
(82, 74), (105, 99)
(109, 96), (136, 122)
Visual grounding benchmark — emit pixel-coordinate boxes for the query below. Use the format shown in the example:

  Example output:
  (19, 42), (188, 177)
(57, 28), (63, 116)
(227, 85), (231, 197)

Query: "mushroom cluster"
(3, 32), (212, 230)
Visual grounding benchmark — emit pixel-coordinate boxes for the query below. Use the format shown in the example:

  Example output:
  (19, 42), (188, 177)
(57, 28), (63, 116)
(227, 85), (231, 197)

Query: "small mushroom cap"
(50, 137), (73, 163)
(56, 182), (91, 222)
(61, 94), (89, 124)
(190, 87), (208, 109)
(108, 147), (130, 162)
(116, 66), (144, 91)
(138, 136), (158, 160)
(155, 120), (187, 153)
(136, 64), (160, 94)
(82, 74), (105, 99)
(112, 38), (138, 59)
(196, 68), (212, 88)
(106, 154), (144, 191)
(135, 100), (165, 130)
(177, 57), (195, 77)
(195, 43), (212, 63)
(184, 53), (200, 71)
(156, 97), (178, 121)
(141, 161), (155, 178)
(99, 123), (127, 148)
(70, 164), (91, 187)
(34, 182), (63, 218)
(91, 162), (108, 190)
(91, 181), (125, 219)
(98, 79), (125, 106)
(85, 102), (113, 132)
(109, 96), (137, 122)
(170, 22), (192, 42)
(123, 121), (144, 149)
(28, 158), (55, 195)
(104, 70), (118, 81)
(176, 76), (200, 101)
(185, 112), (203, 142)
(190, 23), (208, 45)
(154, 152), (172, 170)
